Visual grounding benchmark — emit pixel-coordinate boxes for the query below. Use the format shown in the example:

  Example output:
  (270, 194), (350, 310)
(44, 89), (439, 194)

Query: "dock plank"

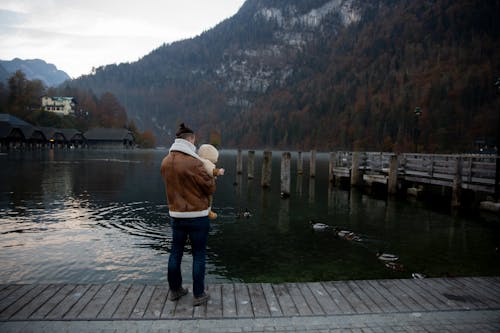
(272, 284), (298, 316)
(372, 279), (424, 312)
(97, 284), (130, 319)
(392, 279), (439, 311)
(0, 285), (48, 320)
(112, 284), (144, 319)
(46, 285), (91, 319)
(285, 283), (313, 316)
(434, 278), (486, 309)
(142, 285), (168, 319)
(321, 281), (354, 314)
(11, 284), (62, 320)
(297, 282), (325, 315)
(222, 283), (237, 318)
(344, 281), (381, 313)
(172, 291), (194, 318)
(453, 277), (498, 307)
(307, 282), (338, 315)
(0, 285), (23, 304)
(159, 288), (177, 319)
(261, 283), (283, 317)
(458, 277), (500, 306)
(353, 280), (397, 313)
(206, 284), (223, 318)
(129, 285), (154, 319)
(247, 283), (270, 318)
(0, 285), (36, 314)
(29, 284), (77, 319)
(366, 280), (411, 312)
(192, 295), (207, 319)
(234, 283), (253, 318)
(468, 277), (500, 302)
(399, 279), (449, 311)
(77, 284), (118, 319)
(411, 278), (463, 310)
(346, 280), (380, 313)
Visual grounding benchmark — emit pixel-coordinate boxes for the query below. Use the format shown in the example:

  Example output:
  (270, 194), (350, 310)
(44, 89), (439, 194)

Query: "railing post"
(297, 151), (303, 175)
(388, 154), (399, 195)
(496, 155), (500, 199)
(351, 152), (362, 187)
(280, 152), (291, 198)
(261, 151), (272, 188)
(451, 156), (463, 207)
(236, 149), (243, 174)
(329, 152), (337, 184)
(309, 150), (316, 178)
(247, 150), (255, 179)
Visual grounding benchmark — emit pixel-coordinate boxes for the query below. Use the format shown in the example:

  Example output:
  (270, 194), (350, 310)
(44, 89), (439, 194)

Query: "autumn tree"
(7, 71), (46, 118)
(96, 92), (127, 128)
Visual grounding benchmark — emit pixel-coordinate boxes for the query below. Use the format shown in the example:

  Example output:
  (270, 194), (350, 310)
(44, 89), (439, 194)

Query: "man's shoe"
(169, 287), (188, 301)
(193, 292), (210, 306)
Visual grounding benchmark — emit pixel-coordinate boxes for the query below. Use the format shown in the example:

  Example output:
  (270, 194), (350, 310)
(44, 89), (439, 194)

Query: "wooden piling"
(261, 151), (272, 188)
(329, 152), (337, 184)
(351, 152), (362, 187)
(236, 149), (243, 174)
(297, 152), (303, 175)
(280, 152), (291, 198)
(247, 150), (255, 179)
(451, 156), (463, 207)
(388, 154), (399, 195)
(309, 150), (316, 178)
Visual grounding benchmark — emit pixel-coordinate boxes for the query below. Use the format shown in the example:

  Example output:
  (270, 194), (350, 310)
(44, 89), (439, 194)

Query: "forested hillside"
(67, 0), (500, 152)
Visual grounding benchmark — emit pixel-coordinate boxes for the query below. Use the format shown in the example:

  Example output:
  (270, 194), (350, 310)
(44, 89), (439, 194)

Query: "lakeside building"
(84, 128), (135, 149)
(41, 96), (77, 116)
(0, 113), (135, 150)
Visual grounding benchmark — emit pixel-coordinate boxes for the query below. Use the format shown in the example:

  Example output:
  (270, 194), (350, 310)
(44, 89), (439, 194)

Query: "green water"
(0, 149), (499, 284)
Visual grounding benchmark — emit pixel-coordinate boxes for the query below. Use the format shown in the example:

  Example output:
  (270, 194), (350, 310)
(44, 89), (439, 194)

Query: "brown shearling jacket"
(160, 150), (216, 218)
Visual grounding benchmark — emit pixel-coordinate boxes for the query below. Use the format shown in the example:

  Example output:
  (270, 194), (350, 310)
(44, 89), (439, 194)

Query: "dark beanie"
(175, 123), (194, 138)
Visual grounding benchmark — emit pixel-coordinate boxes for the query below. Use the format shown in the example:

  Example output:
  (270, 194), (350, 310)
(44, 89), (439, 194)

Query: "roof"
(0, 122), (14, 139)
(39, 127), (66, 141)
(84, 128), (134, 141)
(59, 129), (83, 141)
(0, 113), (33, 127)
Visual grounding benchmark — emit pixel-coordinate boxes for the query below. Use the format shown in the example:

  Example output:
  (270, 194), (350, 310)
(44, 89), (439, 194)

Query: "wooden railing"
(330, 152), (498, 194)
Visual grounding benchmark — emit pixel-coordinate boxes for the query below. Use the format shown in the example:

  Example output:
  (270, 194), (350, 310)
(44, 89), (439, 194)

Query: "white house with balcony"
(41, 96), (76, 116)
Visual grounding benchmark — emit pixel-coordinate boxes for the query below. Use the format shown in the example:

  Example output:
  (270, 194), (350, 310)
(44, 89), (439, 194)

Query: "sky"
(0, 0), (246, 78)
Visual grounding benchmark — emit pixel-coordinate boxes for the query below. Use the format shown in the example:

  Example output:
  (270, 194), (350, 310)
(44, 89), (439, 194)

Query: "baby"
(198, 144), (225, 219)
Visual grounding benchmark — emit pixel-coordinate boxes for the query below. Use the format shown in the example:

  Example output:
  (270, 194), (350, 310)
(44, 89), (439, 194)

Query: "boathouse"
(84, 128), (135, 149)
(0, 114), (46, 148)
(1, 113), (135, 150)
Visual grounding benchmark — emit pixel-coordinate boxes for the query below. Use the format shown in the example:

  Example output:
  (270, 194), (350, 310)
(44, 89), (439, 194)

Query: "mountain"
(0, 64), (10, 84)
(67, 0), (500, 152)
(0, 58), (71, 87)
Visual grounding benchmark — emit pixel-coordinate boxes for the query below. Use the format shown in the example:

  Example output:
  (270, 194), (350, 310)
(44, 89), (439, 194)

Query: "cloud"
(0, 0), (245, 77)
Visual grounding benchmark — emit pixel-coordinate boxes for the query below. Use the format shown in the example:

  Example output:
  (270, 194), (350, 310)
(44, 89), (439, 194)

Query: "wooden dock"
(1, 277), (499, 322)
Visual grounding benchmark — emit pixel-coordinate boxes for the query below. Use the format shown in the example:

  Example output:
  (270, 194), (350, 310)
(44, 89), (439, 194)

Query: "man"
(160, 123), (215, 306)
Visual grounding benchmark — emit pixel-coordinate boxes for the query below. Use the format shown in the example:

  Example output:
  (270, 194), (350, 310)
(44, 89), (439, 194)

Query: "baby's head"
(198, 144), (219, 163)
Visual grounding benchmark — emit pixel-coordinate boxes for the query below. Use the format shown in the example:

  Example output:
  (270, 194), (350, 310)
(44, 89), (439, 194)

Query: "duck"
(333, 227), (351, 238)
(310, 220), (332, 231)
(385, 262), (404, 272)
(412, 273), (427, 279)
(376, 252), (399, 262)
(236, 208), (252, 219)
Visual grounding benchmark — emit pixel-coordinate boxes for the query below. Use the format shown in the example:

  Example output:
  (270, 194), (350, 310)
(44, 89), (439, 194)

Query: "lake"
(0, 149), (499, 284)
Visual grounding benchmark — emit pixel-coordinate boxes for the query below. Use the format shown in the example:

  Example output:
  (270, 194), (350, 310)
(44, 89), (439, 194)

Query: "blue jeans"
(168, 216), (210, 297)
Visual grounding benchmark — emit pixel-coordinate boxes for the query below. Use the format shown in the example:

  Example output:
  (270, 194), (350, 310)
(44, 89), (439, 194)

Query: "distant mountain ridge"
(0, 58), (70, 87)
(66, 0), (500, 152)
